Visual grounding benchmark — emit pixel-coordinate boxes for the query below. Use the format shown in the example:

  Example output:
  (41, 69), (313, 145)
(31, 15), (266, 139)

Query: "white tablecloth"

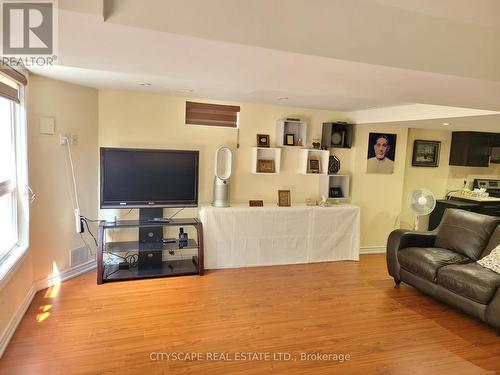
(199, 204), (360, 269)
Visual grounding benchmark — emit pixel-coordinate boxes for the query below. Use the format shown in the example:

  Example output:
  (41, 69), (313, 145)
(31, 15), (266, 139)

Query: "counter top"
(447, 193), (500, 202)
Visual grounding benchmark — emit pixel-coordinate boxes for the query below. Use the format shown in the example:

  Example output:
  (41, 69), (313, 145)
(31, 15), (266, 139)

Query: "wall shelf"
(319, 174), (350, 199)
(321, 122), (353, 149)
(276, 119), (307, 147)
(297, 149), (329, 175)
(251, 147), (282, 174)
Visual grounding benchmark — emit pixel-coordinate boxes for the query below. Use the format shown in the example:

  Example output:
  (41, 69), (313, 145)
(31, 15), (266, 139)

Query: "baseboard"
(34, 259), (96, 291)
(1, 259), (96, 358)
(0, 284), (36, 358)
(360, 246), (386, 254)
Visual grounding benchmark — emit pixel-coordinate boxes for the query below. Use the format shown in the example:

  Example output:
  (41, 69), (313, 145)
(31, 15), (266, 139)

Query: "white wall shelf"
(276, 119), (307, 147)
(251, 147), (282, 174)
(319, 174), (350, 199)
(298, 149), (329, 175)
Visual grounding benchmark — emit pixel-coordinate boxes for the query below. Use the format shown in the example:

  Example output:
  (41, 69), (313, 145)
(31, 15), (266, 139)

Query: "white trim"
(0, 259), (96, 358)
(0, 245), (29, 290)
(0, 284), (36, 358)
(360, 246), (386, 254)
(34, 259), (96, 291)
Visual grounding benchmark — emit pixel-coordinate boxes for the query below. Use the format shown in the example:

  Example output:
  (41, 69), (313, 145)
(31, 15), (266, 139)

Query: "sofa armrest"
(486, 287), (500, 331)
(386, 229), (437, 280)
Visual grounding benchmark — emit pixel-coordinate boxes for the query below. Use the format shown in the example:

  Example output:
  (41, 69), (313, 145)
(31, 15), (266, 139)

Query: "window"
(0, 68), (28, 278)
(0, 97), (17, 262)
(185, 101), (240, 128)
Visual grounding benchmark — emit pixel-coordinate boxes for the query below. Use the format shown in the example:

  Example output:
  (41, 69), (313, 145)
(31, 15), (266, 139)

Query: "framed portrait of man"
(366, 133), (397, 174)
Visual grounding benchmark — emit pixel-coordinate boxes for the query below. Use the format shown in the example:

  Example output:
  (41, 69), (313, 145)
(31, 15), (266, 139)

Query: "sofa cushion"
(398, 247), (470, 282)
(437, 263), (500, 304)
(481, 224), (500, 258)
(435, 209), (500, 261)
(478, 245), (500, 274)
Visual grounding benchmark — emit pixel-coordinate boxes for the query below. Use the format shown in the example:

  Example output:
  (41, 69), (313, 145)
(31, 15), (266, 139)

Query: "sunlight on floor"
(44, 262), (61, 299)
(37, 262), (61, 323)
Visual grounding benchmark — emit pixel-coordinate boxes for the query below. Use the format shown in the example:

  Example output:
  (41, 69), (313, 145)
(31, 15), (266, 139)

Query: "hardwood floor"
(0, 254), (498, 374)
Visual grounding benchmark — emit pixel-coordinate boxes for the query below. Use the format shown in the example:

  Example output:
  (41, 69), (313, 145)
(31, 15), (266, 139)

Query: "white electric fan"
(212, 146), (233, 207)
(408, 188), (436, 230)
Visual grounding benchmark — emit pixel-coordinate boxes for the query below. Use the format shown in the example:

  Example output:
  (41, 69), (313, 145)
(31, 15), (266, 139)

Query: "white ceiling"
(29, 1), (500, 126)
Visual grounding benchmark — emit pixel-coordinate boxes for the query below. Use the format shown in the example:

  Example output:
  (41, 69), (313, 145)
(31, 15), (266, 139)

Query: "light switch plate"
(39, 117), (55, 135)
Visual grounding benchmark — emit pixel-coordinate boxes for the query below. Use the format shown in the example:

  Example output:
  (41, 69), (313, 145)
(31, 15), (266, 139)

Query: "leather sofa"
(387, 208), (500, 333)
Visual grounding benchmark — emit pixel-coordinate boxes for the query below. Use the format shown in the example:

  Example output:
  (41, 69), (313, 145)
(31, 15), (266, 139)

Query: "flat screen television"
(100, 147), (199, 209)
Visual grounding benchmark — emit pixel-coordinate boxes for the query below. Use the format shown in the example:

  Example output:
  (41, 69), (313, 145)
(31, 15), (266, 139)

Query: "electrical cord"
(81, 217), (98, 246)
(81, 208), (133, 223)
(79, 233), (95, 257)
(168, 207), (184, 220)
(81, 215), (99, 223)
(64, 138), (80, 211)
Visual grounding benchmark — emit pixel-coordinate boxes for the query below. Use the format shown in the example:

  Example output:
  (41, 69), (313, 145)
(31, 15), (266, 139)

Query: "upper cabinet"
(449, 131), (499, 167)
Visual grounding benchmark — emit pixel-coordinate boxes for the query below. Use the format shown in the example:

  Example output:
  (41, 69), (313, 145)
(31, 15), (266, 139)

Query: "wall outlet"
(60, 134), (77, 145)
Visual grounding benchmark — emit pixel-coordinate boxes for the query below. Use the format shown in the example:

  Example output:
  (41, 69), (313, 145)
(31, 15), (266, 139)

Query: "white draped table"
(198, 204), (360, 269)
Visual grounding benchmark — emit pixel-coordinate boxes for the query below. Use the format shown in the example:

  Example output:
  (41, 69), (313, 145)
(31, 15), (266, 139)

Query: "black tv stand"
(97, 217), (204, 284)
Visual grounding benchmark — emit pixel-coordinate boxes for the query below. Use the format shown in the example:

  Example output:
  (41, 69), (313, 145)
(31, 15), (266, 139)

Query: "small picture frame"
(412, 140), (441, 167)
(285, 133), (295, 146)
(257, 159), (275, 173)
(308, 157), (321, 174)
(249, 200), (264, 207)
(278, 190), (291, 207)
(257, 134), (270, 148)
(329, 186), (343, 198)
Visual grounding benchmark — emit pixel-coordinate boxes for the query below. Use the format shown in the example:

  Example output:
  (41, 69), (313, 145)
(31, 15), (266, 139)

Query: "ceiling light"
(176, 88), (194, 93)
(277, 96), (289, 100)
(443, 122), (451, 126)
(138, 82), (151, 86)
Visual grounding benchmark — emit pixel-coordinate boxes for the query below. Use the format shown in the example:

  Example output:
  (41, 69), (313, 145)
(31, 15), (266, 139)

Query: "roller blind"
(0, 62), (27, 86)
(0, 63), (27, 103)
(186, 101), (240, 128)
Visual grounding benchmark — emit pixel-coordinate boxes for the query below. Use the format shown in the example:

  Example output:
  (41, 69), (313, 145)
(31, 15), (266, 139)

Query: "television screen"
(100, 148), (199, 208)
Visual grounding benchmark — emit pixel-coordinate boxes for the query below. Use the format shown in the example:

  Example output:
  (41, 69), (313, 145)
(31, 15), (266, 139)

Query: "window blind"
(186, 101), (240, 128)
(0, 63), (27, 103)
(0, 62), (27, 85)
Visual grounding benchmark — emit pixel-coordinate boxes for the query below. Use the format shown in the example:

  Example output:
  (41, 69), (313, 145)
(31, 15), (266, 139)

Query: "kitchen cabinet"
(449, 131), (494, 167)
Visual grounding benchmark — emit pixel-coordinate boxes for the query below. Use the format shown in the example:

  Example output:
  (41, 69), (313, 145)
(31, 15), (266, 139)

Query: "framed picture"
(278, 190), (291, 207)
(285, 133), (295, 146)
(329, 186), (343, 198)
(412, 140), (441, 167)
(257, 159), (275, 173)
(366, 133), (397, 174)
(308, 157), (321, 174)
(249, 200), (264, 207)
(257, 134), (270, 148)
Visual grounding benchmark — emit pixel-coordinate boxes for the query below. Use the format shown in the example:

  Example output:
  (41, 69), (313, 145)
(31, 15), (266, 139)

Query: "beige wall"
(0, 255), (33, 347)
(350, 125), (409, 247)
(400, 128), (452, 229)
(1, 75), (98, 356)
(401, 128), (500, 230)
(27, 75), (99, 281)
(98, 90), (352, 209)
